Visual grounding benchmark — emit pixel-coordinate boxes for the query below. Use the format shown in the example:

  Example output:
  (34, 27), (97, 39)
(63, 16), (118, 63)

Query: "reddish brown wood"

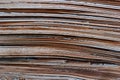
(0, 0), (120, 80)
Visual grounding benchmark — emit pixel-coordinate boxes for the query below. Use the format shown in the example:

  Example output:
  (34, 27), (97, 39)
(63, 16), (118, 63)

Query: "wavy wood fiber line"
(0, 0), (120, 80)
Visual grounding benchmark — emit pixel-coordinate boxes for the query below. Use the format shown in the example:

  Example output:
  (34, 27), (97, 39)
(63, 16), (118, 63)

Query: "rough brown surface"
(0, 0), (120, 80)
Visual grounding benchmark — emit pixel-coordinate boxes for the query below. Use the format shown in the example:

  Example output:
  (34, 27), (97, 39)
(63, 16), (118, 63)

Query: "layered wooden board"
(0, 0), (120, 80)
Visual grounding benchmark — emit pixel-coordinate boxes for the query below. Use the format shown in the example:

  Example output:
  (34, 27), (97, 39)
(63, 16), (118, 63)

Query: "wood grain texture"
(0, 0), (120, 80)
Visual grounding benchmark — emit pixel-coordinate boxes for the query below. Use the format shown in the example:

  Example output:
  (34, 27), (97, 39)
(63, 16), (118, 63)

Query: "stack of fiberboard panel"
(0, 0), (120, 80)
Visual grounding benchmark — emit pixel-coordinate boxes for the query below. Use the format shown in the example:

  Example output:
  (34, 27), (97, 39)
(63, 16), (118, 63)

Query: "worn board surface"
(0, 0), (120, 80)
